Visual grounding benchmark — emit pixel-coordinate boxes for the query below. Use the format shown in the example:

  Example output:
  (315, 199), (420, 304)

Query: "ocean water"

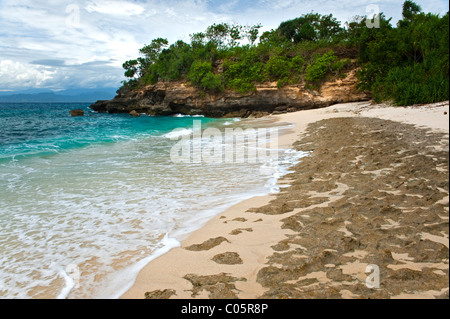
(0, 103), (305, 299)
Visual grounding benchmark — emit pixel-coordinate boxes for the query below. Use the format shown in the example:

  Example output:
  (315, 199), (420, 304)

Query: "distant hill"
(0, 88), (118, 103)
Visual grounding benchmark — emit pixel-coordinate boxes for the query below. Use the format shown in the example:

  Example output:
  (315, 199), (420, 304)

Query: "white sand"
(121, 100), (449, 299)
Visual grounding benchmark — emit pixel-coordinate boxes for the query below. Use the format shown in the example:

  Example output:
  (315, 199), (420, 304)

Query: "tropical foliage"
(121, 1), (449, 106)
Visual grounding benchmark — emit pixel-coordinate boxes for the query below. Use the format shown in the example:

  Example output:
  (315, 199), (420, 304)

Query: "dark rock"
(129, 110), (140, 117)
(184, 237), (229, 251)
(70, 109), (84, 117)
(89, 100), (108, 113)
(144, 289), (176, 299)
(183, 273), (246, 299)
(211, 252), (243, 265)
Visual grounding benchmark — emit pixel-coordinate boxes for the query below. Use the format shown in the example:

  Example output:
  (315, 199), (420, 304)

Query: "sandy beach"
(121, 100), (449, 299)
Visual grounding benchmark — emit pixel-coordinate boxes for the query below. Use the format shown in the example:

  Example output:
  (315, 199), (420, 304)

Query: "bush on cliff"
(305, 50), (338, 83)
(355, 6), (449, 105)
(188, 61), (224, 92)
(120, 1), (449, 106)
(223, 49), (264, 93)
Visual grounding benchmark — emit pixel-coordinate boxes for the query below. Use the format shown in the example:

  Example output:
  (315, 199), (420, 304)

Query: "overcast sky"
(0, 0), (448, 92)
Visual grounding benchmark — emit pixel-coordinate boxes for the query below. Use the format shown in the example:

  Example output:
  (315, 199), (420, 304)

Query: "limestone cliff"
(90, 68), (370, 118)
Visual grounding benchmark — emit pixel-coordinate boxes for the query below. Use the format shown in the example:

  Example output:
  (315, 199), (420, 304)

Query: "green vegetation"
(354, 2), (449, 105)
(121, 1), (449, 106)
(188, 61), (223, 91)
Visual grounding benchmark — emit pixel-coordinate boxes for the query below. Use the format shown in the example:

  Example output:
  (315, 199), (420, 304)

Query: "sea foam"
(161, 128), (193, 139)
(0, 103), (306, 299)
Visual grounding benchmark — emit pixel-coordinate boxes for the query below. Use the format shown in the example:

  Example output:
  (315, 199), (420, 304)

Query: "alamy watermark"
(64, 263), (81, 289)
(366, 4), (381, 28)
(168, 120), (279, 165)
(64, 3), (381, 33)
(66, 4), (80, 29)
(365, 264), (380, 289)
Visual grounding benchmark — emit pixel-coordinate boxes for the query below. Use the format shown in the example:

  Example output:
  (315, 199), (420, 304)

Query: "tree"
(318, 14), (343, 39)
(190, 32), (207, 47)
(244, 24), (262, 46)
(203, 23), (262, 48)
(229, 25), (243, 47)
(205, 23), (231, 48)
(118, 2), (448, 104)
(278, 13), (342, 43)
(402, 0), (422, 20)
(122, 59), (139, 78)
(259, 29), (285, 46)
(139, 38), (169, 62)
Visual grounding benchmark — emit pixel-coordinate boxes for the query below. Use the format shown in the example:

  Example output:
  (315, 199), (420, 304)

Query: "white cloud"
(0, 0), (448, 91)
(0, 60), (55, 89)
(85, 0), (145, 16)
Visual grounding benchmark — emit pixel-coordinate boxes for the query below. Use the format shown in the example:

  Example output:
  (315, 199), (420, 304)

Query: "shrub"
(291, 55), (305, 73)
(223, 49), (263, 93)
(119, 2), (448, 106)
(263, 55), (305, 88)
(276, 77), (290, 89)
(305, 50), (338, 83)
(188, 61), (213, 85)
(373, 63), (449, 105)
(263, 56), (292, 80)
(330, 58), (351, 73)
(200, 72), (224, 91)
(188, 61), (224, 91)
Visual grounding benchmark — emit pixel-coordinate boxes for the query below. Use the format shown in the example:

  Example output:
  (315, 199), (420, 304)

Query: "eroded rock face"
(90, 69), (370, 117)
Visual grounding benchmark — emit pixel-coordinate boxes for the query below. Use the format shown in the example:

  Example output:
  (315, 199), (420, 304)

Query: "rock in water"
(129, 110), (140, 117)
(70, 109), (84, 117)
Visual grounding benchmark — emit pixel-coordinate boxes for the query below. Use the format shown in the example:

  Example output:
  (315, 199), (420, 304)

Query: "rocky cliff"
(90, 68), (370, 118)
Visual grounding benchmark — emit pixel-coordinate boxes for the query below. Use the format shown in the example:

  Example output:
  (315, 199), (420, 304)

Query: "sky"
(0, 0), (448, 92)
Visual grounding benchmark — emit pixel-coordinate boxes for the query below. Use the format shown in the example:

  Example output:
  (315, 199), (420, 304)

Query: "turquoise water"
(0, 103), (217, 162)
(0, 103), (304, 299)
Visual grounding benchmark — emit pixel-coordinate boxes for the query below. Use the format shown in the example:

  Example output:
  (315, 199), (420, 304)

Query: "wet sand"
(121, 101), (449, 299)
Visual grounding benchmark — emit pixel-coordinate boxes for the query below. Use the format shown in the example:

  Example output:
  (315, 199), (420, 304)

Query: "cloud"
(0, 57), (123, 90)
(0, 60), (55, 89)
(30, 59), (67, 67)
(0, 0), (448, 91)
(85, 0), (145, 16)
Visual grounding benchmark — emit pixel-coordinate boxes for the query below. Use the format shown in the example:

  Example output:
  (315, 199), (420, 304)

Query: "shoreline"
(121, 100), (449, 299)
